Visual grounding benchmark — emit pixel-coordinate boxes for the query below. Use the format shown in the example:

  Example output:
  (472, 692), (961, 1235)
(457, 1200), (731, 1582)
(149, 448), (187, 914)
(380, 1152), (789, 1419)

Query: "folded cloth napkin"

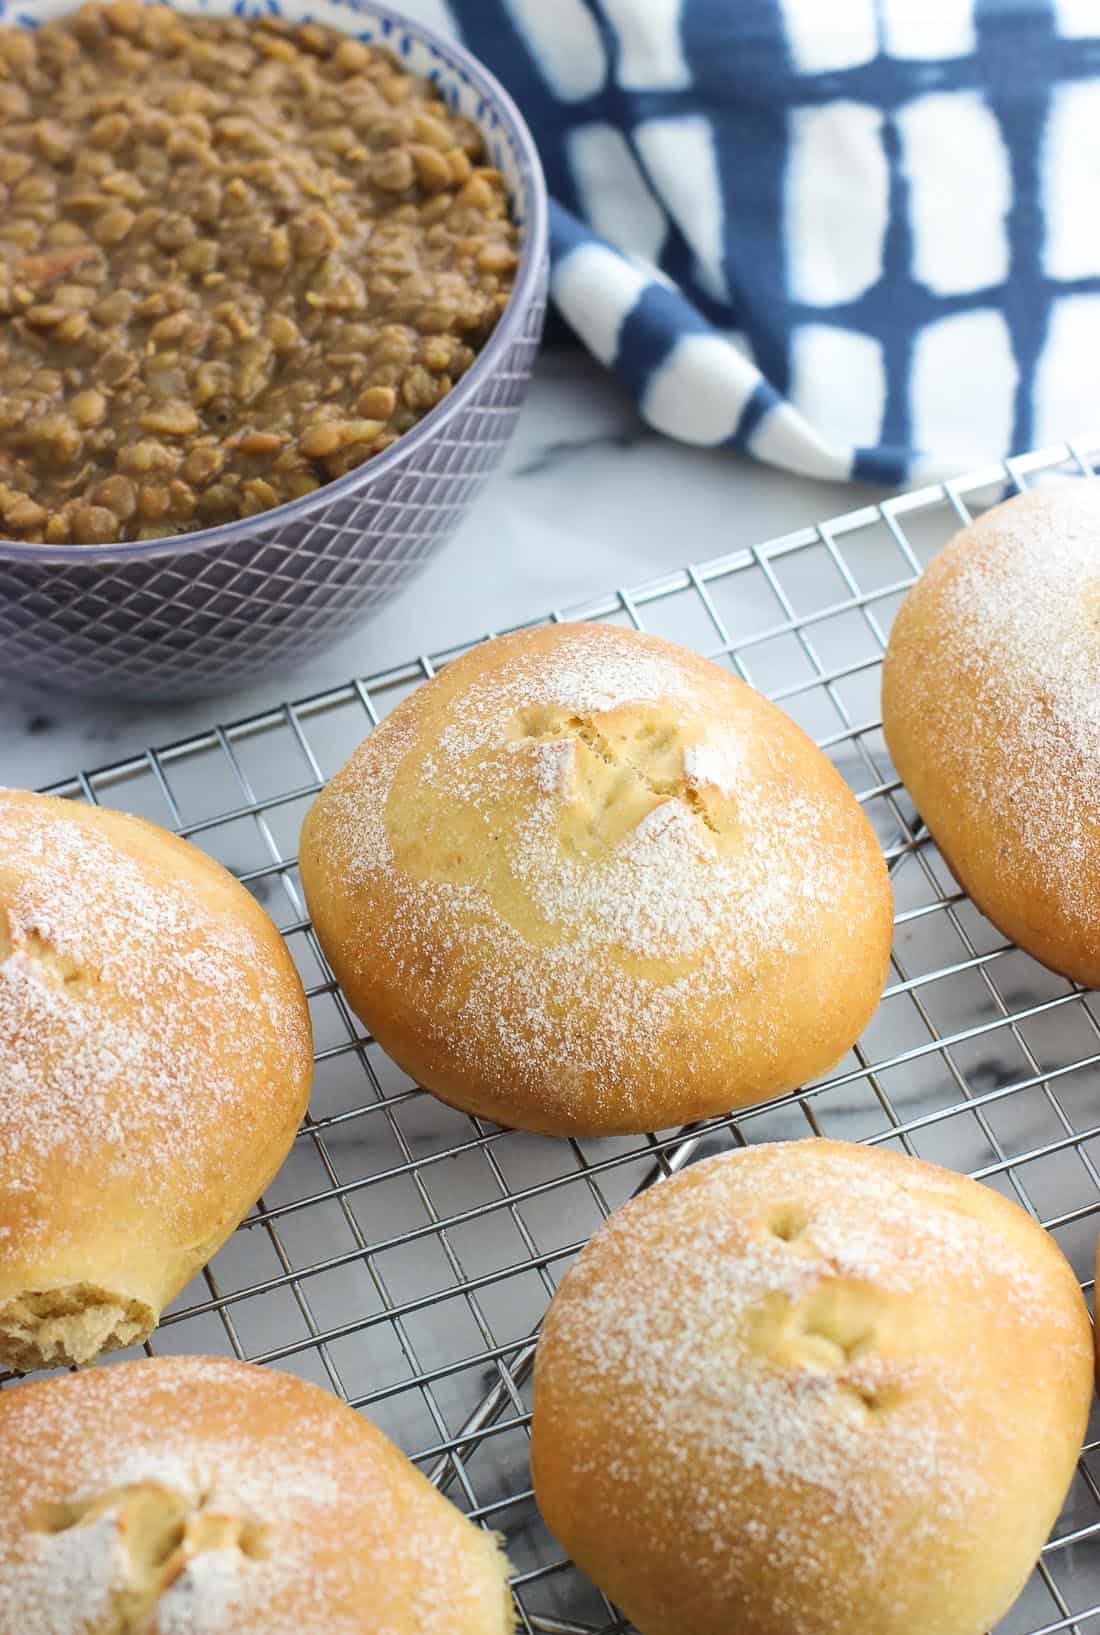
(398, 0), (1100, 483)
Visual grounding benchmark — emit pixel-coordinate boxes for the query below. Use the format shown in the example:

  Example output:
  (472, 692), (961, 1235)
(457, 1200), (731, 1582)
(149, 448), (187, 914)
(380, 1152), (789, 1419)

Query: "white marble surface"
(2, 347), (885, 789)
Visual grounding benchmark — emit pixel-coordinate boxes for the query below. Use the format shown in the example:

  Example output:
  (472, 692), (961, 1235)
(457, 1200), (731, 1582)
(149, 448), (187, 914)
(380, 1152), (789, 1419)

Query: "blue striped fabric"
(406, 0), (1100, 483)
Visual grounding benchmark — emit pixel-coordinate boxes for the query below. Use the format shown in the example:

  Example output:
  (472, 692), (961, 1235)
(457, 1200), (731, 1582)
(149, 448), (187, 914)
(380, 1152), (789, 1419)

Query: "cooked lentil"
(0, 1), (519, 545)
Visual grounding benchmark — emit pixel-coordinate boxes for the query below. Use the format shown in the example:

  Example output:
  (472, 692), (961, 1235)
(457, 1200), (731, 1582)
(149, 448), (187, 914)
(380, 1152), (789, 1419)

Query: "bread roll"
(0, 789), (312, 1371)
(882, 483), (1100, 985)
(300, 623), (892, 1135)
(0, 1355), (513, 1634)
(532, 1139), (1092, 1635)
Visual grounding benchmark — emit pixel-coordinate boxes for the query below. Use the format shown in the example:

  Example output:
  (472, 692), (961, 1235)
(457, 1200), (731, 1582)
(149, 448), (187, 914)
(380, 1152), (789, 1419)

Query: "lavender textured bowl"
(0, 0), (548, 700)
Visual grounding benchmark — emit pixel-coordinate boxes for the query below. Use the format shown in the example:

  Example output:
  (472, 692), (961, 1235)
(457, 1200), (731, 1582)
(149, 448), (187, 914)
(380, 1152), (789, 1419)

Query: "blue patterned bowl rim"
(0, 0), (548, 564)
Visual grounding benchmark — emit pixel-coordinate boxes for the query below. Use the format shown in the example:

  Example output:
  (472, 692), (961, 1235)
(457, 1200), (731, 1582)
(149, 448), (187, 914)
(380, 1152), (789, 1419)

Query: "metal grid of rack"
(7, 438), (1100, 1634)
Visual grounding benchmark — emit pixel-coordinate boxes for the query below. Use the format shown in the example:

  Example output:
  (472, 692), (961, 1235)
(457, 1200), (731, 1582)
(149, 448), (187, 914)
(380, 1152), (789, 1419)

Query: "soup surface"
(0, 2), (518, 544)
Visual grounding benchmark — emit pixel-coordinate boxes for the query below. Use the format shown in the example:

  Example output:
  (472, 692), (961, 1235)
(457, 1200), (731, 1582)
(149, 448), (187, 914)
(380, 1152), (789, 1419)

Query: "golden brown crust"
(882, 484), (1100, 986)
(301, 623), (893, 1135)
(0, 790), (313, 1369)
(0, 1355), (514, 1635)
(532, 1140), (1093, 1635)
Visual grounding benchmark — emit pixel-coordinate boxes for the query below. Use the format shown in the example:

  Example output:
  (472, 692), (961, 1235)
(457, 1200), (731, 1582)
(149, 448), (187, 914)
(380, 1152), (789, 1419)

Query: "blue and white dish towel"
(406, 0), (1100, 483)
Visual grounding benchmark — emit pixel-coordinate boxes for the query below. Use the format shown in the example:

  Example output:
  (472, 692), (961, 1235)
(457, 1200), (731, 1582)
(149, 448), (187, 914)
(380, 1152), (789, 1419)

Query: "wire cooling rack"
(7, 438), (1100, 1635)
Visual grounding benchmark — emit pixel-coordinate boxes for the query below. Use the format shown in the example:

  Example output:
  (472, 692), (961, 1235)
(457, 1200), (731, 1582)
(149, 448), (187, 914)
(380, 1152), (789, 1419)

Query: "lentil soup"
(0, 1), (519, 545)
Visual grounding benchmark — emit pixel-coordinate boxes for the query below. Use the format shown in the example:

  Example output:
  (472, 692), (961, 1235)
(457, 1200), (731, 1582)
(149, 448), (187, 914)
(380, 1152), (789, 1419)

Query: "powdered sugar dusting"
(0, 1356), (508, 1635)
(90, 1440), (341, 1518)
(683, 727), (744, 795)
(538, 1142), (1090, 1583)
(312, 624), (887, 1122)
(0, 793), (311, 1239)
(155, 1549), (252, 1634)
(530, 737), (578, 798)
(925, 483), (1100, 920)
(436, 628), (703, 762)
(0, 1512), (126, 1635)
(508, 786), (830, 964)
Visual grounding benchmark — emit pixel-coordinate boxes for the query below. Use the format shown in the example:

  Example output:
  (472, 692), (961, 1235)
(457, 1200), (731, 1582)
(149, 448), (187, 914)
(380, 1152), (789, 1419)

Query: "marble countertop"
(3, 347), (885, 790)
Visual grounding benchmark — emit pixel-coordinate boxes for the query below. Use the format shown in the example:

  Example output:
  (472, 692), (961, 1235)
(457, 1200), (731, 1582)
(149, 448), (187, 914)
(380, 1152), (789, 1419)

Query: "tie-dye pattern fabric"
(394, 0), (1100, 482)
